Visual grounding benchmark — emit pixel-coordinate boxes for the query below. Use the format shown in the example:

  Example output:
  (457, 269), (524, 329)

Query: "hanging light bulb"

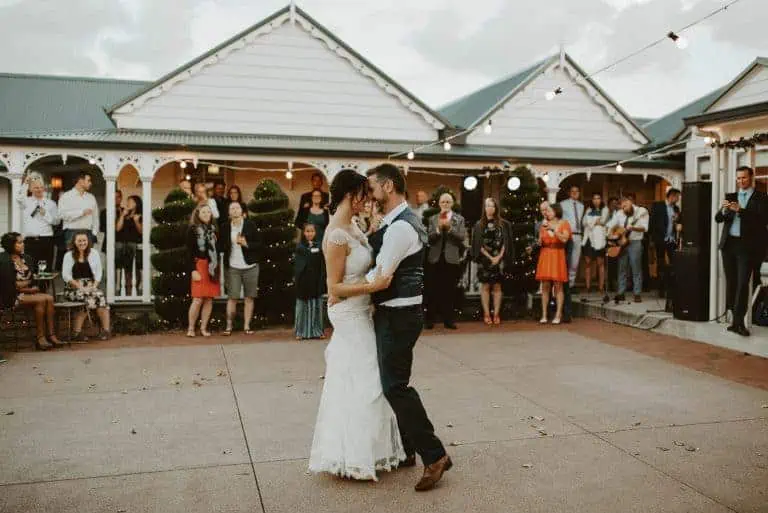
(180, 161), (187, 169)
(185, 174), (191, 181)
(208, 164), (220, 175)
(507, 176), (521, 192)
(703, 136), (713, 145)
(484, 120), (493, 134)
(88, 158), (96, 165)
(463, 176), (478, 191)
(443, 141), (452, 151)
(616, 163), (624, 173)
(407, 150), (415, 161)
(286, 170), (293, 180)
(542, 173), (550, 183)
(667, 31), (688, 49)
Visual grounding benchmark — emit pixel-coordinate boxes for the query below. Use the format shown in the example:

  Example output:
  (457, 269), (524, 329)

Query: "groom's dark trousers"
(374, 304), (446, 466)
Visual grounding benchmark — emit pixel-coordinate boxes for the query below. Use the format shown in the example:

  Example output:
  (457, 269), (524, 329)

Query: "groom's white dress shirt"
(365, 201), (423, 307)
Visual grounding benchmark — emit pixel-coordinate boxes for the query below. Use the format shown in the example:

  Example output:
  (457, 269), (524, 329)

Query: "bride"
(308, 169), (406, 481)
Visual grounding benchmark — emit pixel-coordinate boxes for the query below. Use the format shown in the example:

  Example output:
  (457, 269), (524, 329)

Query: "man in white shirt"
(411, 190), (429, 218)
(561, 185), (585, 289)
(58, 171), (99, 248)
(365, 163), (451, 492)
(606, 194), (649, 303)
(16, 174), (58, 268)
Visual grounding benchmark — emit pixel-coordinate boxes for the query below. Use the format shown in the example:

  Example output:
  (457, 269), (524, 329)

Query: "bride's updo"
(328, 169), (369, 215)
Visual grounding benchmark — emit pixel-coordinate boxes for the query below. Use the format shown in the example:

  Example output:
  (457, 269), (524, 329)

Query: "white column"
(708, 146), (721, 321)
(546, 187), (559, 204)
(10, 175), (23, 232)
(106, 177), (117, 303)
(141, 177), (152, 304)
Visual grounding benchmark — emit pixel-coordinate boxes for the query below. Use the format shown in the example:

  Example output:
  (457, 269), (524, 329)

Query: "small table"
(33, 272), (59, 298)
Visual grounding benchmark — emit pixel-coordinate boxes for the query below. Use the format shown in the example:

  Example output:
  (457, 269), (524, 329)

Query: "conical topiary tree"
(150, 188), (197, 324)
(247, 179), (296, 326)
(500, 165), (542, 296)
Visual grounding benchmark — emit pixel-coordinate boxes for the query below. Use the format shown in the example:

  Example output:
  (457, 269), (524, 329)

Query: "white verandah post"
(141, 176), (152, 304)
(106, 177), (117, 303)
(708, 146), (721, 321)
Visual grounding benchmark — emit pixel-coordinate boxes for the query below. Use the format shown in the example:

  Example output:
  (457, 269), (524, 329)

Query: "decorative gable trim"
(109, 5), (447, 131)
(703, 57), (768, 114)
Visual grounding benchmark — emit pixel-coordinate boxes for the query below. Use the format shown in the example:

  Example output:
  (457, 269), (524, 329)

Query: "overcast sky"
(0, 0), (764, 118)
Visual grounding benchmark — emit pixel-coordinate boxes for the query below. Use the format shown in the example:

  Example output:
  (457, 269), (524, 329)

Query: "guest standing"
(581, 193), (609, 295)
(411, 190), (429, 219)
(16, 174), (58, 269)
(212, 182), (227, 224)
(295, 172), (329, 228)
(193, 183), (220, 221)
(186, 205), (219, 337)
(715, 166), (768, 337)
(0, 232), (62, 349)
(425, 192), (467, 329)
(561, 185), (585, 289)
(220, 202), (261, 336)
(62, 231), (111, 341)
(179, 179), (193, 198)
(471, 198), (512, 326)
(116, 195), (143, 295)
(223, 185), (248, 226)
(607, 195), (649, 303)
(58, 171), (99, 247)
(298, 190), (330, 244)
(649, 188), (682, 298)
(294, 224), (326, 340)
(536, 203), (570, 324)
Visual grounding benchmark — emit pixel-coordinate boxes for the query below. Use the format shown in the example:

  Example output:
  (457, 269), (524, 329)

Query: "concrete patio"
(1, 323), (767, 513)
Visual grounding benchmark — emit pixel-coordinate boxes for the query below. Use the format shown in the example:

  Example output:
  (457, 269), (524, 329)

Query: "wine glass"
(38, 260), (47, 275)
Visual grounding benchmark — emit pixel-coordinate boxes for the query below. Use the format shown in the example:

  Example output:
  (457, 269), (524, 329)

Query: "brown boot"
(414, 454), (453, 491)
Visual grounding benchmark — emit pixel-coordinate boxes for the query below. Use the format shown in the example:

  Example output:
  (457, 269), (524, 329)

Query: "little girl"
(294, 224), (326, 340)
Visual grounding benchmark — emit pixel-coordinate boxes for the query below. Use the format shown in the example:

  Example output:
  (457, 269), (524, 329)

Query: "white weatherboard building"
(2, 4), (763, 319)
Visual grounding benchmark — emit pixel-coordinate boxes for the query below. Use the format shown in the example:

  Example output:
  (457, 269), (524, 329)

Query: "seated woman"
(62, 231), (111, 341)
(0, 232), (62, 350)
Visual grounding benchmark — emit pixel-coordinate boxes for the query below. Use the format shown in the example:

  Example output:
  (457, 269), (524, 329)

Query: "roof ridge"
(0, 72), (149, 84)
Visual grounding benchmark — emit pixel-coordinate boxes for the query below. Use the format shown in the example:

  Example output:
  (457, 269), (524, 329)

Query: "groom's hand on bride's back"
(328, 294), (342, 306)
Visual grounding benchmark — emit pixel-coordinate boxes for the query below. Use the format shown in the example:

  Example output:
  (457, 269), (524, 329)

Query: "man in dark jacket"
(649, 188), (682, 298)
(219, 202), (262, 334)
(715, 166), (768, 336)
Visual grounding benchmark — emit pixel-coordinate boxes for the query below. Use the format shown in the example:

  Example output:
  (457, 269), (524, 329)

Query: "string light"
(615, 163), (624, 173)
(542, 173), (550, 183)
(463, 176), (478, 191)
(184, 174), (191, 181)
(208, 164), (220, 174)
(179, 161), (187, 169)
(507, 176), (521, 192)
(443, 141), (452, 151)
(407, 150), (415, 160)
(88, 158), (96, 165)
(286, 170), (293, 180)
(484, 120), (493, 134)
(667, 31), (688, 49)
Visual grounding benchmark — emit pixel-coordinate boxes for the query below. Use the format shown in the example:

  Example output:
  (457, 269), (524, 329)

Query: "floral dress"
(65, 260), (107, 310)
(477, 222), (505, 284)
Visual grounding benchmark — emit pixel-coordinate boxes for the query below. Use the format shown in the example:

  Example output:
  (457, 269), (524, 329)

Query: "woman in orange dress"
(536, 203), (571, 324)
(186, 204), (220, 337)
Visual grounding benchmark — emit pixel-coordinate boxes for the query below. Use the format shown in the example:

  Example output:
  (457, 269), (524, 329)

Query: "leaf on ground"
(685, 446), (699, 452)
(529, 416), (545, 422)
(762, 404), (768, 409)
(112, 419), (119, 424)
(44, 377), (54, 383)
(521, 463), (533, 469)
(5, 411), (14, 416)
(169, 376), (182, 386)
(632, 421), (642, 426)
(192, 379), (203, 387)
(448, 441), (464, 447)
(83, 358), (91, 365)
(130, 428), (137, 435)
(657, 446), (671, 452)
(492, 404), (501, 409)
(222, 449), (232, 455)
(631, 452), (640, 456)
(121, 390), (128, 394)
(446, 423), (454, 428)
(216, 369), (228, 377)
(673, 441), (686, 447)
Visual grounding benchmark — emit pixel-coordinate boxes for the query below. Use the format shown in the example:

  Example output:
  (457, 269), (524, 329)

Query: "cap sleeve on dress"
(326, 228), (349, 247)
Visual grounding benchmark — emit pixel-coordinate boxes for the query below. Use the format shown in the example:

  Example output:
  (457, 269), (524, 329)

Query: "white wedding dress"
(308, 224), (405, 481)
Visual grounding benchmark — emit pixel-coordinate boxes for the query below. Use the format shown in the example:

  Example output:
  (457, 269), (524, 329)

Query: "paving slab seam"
(0, 462), (249, 488)
(590, 416), (768, 436)
(220, 344), (267, 513)
(0, 381), (235, 401)
(585, 429), (742, 513)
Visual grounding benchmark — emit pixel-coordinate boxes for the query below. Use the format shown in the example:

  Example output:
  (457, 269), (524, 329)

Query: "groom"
(366, 164), (452, 491)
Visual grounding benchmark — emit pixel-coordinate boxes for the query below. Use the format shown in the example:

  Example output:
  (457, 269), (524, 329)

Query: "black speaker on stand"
(673, 182), (712, 321)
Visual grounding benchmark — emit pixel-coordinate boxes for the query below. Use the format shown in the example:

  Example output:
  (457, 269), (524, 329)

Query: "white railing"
(115, 248), (142, 301)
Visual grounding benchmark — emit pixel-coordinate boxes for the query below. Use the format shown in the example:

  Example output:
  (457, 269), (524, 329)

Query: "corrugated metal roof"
(438, 57), (551, 129)
(0, 128), (678, 168)
(0, 73), (147, 133)
(642, 87), (725, 146)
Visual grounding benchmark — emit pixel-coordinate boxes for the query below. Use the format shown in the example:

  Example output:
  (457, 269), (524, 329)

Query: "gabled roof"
(438, 53), (649, 144)
(107, 4), (451, 130)
(642, 87), (725, 146)
(438, 57), (550, 129)
(0, 73), (147, 133)
(701, 57), (768, 114)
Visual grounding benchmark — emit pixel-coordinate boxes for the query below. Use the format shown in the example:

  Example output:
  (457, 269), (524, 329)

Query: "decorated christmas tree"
(500, 165), (542, 295)
(247, 179), (296, 326)
(150, 188), (197, 324)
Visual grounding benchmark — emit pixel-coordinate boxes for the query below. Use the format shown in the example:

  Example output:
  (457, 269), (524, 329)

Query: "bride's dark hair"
(328, 169), (369, 215)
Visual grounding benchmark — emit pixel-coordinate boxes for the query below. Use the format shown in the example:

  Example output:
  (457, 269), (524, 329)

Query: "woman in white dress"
(308, 169), (406, 481)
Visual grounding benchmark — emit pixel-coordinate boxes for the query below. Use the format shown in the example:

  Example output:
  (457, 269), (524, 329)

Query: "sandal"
(35, 337), (53, 351)
(539, 317), (548, 324)
(200, 330), (211, 338)
(244, 329), (254, 335)
(186, 330), (196, 338)
(222, 329), (232, 337)
(47, 335), (65, 347)
(552, 317), (562, 325)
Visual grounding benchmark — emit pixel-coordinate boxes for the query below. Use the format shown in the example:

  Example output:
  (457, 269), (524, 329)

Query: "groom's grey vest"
(368, 207), (428, 305)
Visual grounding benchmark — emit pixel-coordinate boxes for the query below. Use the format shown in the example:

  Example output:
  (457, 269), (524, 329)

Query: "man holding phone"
(715, 166), (768, 337)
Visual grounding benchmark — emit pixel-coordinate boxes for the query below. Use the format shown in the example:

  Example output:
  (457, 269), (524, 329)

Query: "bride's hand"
(328, 294), (342, 306)
(367, 267), (393, 293)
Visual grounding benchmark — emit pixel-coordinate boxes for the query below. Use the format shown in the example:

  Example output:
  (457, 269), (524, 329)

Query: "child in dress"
(294, 224), (326, 340)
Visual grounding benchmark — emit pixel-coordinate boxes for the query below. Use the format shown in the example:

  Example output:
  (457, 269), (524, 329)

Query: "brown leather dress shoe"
(415, 455), (453, 491)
